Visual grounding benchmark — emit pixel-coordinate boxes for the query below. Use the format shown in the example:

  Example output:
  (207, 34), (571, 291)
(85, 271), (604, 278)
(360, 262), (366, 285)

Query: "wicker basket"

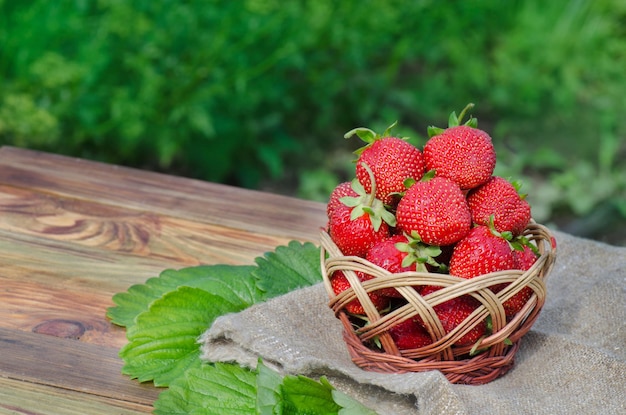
(320, 222), (557, 385)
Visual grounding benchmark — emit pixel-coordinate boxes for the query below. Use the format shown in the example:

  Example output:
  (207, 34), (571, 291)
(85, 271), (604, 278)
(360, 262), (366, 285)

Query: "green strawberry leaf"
(154, 360), (379, 415)
(153, 363), (257, 415)
(332, 389), (379, 415)
(256, 360), (284, 414)
(107, 264), (256, 329)
(281, 374), (341, 414)
(120, 285), (257, 386)
(381, 120), (398, 137)
(253, 240), (322, 297)
(427, 125), (444, 138)
(448, 110), (459, 127)
(465, 117), (478, 128)
(344, 127), (377, 144)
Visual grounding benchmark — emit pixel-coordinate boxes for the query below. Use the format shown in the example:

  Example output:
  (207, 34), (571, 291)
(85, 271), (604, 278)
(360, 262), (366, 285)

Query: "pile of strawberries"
(326, 104), (541, 351)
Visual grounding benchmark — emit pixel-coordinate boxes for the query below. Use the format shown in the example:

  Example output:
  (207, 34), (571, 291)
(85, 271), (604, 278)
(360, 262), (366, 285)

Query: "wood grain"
(0, 146), (329, 412)
(0, 146), (327, 242)
(0, 328), (159, 413)
(0, 379), (152, 415)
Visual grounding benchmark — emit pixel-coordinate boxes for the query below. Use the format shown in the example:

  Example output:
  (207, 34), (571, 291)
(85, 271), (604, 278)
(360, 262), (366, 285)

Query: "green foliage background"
(1, 0), (625, 244)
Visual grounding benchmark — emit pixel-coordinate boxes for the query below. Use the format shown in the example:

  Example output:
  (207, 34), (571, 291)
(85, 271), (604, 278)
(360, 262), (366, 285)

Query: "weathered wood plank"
(0, 146), (327, 243)
(0, 378), (153, 415)
(0, 327), (160, 409)
(0, 146), (330, 411)
(0, 183), (297, 267)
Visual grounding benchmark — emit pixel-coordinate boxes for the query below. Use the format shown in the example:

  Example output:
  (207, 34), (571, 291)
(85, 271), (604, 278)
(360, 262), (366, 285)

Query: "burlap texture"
(200, 231), (626, 414)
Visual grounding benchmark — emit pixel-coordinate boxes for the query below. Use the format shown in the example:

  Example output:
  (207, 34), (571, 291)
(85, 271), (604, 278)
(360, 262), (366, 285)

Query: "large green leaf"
(253, 240), (322, 296)
(256, 360), (284, 415)
(154, 361), (379, 415)
(153, 363), (257, 415)
(107, 265), (256, 328)
(120, 286), (254, 386)
(280, 374), (341, 415)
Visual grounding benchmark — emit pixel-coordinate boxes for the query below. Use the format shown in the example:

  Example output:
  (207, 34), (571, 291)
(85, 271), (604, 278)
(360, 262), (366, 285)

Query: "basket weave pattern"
(320, 222), (557, 385)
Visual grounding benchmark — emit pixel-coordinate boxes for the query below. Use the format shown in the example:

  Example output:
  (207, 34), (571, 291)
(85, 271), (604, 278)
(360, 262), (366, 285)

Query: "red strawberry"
(327, 181), (357, 219)
(328, 175), (396, 258)
(328, 202), (390, 257)
(396, 175), (472, 246)
(418, 286), (487, 347)
(467, 176), (531, 236)
(389, 318), (433, 349)
(424, 104), (496, 190)
(514, 244), (538, 270)
(434, 295), (487, 347)
(493, 245), (538, 318)
(330, 272), (390, 315)
(449, 225), (517, 279)
(361, 234), (417, 298)
(345, 122), (425, 206)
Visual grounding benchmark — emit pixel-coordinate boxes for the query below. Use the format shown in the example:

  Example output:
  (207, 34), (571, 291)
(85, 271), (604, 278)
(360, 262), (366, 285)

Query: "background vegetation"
(1, 0), (625, 245)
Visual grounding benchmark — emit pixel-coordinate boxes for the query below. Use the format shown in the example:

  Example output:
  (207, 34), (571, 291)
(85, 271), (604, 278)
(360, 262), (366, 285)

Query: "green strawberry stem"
(395, 231), (446, 273)
(339, 162), (397, 231)
(454, 102), (475, 126)
(428, 103), (478, 137)
(344, 121), (407, 156)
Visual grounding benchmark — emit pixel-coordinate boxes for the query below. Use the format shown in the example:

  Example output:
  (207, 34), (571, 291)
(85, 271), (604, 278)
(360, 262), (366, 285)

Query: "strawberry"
(328, 175), (396, 257)
(418, 286), (487, 347)
(395, 175), (472, 246)
(345, 122), (425, 206)
(448, 225), (517, 279)
(359, 233), (448, 298)
(434, 294), (487, 347)
(493, 245), (538, 318)
(360, 234), (416, 298)
(326, 181), (357, 219)
(388, 318), (433, 349)
(328, 201), (390, 257)
(467, 176), (531, 236)
(330, 271), (390, 315)
(424, 104), (496, 190)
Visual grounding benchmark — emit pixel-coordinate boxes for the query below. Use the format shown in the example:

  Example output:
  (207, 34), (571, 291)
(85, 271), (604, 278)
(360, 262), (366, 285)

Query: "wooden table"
(0, 146), (327, 414)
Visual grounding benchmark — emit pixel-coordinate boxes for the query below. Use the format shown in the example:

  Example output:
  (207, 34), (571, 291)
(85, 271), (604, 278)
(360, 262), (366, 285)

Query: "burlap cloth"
(200, 231), (625, 414)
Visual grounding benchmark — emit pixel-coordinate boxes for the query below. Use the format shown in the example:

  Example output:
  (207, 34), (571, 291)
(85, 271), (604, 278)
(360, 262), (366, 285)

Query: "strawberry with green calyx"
(467, 176), (531, 236)
(359, 232), (445, 299)
(396, 174), (472, 246)
(345, 121), (425, 207)
(424, 103), (496, 190)
(326, 181), (357, 220)
(395, 230), (449, 274)
(448, 222), (518, 280)
(329, 164), (395, 257)
(330, 271), (390, 315)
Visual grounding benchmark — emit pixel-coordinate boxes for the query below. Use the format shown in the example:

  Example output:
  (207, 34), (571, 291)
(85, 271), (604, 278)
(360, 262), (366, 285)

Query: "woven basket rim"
(320, 221), (557, 385)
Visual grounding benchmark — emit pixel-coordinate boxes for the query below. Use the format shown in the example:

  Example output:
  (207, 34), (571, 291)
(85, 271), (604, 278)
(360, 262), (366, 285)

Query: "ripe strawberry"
(328, 174), (396, 258)
(396, 175), (472, 246)
(326, 181), (357, 219)
(345, 122), (425, 206)
(493, 245), (538, 318)
(467, 176), (531, 236)
(417, 286), (487, 347)
(424, 104), (496, 190)
(360, 234), (416, 298)
(328, 201), (390, 257)
(389, 318), (433, 349)
(448, 225), (517, 279)
(434, 295), (487, 347)
(330, 271), (390, 315)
